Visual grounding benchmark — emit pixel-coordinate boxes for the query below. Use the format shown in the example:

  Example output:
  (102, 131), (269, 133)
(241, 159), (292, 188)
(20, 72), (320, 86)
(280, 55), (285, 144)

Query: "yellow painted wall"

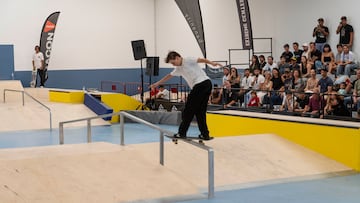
(101, 93), (142, 123)
(49, 91), (84, 103)
(207, 113), (360, 171)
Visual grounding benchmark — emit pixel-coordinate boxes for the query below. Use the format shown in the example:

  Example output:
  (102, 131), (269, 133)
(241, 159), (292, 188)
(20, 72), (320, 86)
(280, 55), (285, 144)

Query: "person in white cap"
(302, 43), (310, 59)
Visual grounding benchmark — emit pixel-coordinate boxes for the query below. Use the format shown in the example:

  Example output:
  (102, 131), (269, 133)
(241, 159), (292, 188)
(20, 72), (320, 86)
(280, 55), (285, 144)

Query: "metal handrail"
(58, 111), (215, 199)
(3, 89), (52, 131)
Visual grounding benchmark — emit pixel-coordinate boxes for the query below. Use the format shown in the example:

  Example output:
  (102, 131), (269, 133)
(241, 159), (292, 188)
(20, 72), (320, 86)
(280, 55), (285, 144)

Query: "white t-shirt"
(263, 62), (278, 73)
(32, 52), (44, 69)
(156, 88), (170, 100)
(250, 74), (265, 90)
(241, 75), (253, 89)
(170, 57), (210, 89)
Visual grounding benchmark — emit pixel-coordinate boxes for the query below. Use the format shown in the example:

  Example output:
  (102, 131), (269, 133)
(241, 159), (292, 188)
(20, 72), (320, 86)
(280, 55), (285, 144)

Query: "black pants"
(36, 69), (45, 87)
(178, 79), (212, 136)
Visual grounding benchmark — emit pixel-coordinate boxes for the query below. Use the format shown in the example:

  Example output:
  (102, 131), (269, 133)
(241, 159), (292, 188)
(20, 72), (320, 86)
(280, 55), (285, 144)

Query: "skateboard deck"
(168, 136), (213, 144)
(30, 68), (37, 88)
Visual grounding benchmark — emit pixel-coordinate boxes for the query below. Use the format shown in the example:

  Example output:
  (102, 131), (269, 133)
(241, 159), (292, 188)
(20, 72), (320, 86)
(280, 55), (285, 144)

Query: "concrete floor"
(0, 81), (359, 203)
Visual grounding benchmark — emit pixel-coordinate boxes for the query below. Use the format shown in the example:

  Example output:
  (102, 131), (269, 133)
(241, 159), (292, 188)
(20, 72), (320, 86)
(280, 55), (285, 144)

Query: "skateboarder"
(150, 51), (222, 140)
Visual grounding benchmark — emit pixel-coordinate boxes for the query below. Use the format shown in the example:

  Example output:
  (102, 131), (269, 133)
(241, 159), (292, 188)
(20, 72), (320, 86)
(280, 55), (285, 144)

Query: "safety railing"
(58, 111), (215, 199)
(211, 86), (359, 121)
(3, 89), (52, 131)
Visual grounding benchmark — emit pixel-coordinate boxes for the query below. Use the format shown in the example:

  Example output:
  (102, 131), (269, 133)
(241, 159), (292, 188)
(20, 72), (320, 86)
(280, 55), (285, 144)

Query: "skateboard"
(30, 68), (37, 88)
(169, 136), (213, 145)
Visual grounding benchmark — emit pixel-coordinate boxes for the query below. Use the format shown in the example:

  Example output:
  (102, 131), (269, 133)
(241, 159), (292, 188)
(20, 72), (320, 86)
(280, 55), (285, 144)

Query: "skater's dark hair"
(165, 51), (181, 63)
(34, 45), (40, 50)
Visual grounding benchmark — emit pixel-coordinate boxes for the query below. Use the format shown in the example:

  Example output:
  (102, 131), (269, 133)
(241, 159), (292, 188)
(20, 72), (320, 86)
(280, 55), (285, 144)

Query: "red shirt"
(150, 89), (159, 97)
(248, 96), (260, 107)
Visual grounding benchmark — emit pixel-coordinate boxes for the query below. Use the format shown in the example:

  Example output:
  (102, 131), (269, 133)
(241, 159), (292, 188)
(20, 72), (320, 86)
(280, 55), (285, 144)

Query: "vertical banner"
(175, 0), (206, 57)
(236, 0), (253, 50)
(39, 11), (60, 81)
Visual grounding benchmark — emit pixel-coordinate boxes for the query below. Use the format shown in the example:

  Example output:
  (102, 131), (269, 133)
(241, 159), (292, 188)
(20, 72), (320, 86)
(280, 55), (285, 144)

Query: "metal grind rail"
(3, 89), (52, 131)
(58, 111), (215, 199)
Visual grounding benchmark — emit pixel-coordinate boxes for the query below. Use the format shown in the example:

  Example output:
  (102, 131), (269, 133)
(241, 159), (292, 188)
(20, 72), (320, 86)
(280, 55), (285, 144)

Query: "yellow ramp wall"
(101, 93), (142, 123)
(207, 113), (360, 171)
(49, 90), (84, 103)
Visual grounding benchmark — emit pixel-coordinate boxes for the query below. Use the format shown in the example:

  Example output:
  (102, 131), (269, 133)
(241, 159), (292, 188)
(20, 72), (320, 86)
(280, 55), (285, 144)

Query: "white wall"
(0, 0), (155, 71)
(1, 0), (360, 71)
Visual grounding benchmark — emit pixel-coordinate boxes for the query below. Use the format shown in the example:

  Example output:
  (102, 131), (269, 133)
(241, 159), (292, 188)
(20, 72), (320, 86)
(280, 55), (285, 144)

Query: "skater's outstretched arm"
(150, 74), (173, 89)
(197, 58), (222, 68)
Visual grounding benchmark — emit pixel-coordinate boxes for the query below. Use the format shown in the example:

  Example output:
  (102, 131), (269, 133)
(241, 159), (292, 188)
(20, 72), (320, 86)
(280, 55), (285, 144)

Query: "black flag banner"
(39, 11), (60, 81)
(236, 0), (253, 50)
(175, 0), (206, 57)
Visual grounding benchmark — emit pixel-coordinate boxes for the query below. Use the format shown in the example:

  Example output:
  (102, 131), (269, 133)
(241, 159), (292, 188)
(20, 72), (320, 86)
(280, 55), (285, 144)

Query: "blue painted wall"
(14, 68), (181, 91)
(0, 45), (14, 80)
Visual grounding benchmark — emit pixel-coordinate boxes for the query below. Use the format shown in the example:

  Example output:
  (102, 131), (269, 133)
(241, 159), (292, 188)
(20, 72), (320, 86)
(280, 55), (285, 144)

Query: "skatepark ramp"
(4, 88), (52, 130)
(59, 111), (215, 199)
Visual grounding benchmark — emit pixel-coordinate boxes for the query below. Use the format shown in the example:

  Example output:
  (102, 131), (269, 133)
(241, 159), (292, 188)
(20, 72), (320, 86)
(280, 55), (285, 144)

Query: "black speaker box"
(146, 57), (159, 76)
(131, 40), (147, 60)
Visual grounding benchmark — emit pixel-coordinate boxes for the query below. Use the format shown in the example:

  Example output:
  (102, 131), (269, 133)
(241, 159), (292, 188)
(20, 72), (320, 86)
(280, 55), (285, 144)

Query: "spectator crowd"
(209, 16), (360, 119)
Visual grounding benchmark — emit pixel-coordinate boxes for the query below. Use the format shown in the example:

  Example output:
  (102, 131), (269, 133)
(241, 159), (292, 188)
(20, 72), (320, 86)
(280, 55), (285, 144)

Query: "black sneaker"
(199, 134), (214, 140)
(173, 133), (186, 138)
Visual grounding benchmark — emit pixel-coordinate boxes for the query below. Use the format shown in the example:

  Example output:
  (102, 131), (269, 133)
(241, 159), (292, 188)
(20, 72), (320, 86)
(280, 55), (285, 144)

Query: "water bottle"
(82, 86), (86, 92)
(11, 72), (14, 80)
(171, 105), (178, 112)
(158, 104), (165, 112)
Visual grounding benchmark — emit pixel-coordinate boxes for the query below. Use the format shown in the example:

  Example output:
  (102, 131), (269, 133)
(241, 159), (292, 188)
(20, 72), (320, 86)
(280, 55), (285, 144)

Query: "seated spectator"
(224, 67), (241, 107)
(259, 55), (266, 68)
(241, 68), (252, 89)
(294, 92), (309, 113)
(334, 44), (343, 75)
(321, 44), (336, 74)
(336, 44), (358, 77)
(156, 85), (170, 100)
(281, 44), (293, 63)
(209, 84), (222, 105)
(292, 42), (304, 64)
(334, 77), (353, 110)
(304, 69), (319, 92)
(302, 43), (310, 59)
(257, 71), (273, 105)
(352, 70), (360, 114)
(325, 94), (351, 117)
(308, 42), (322, 73)
(323, 90), (337, 115)
(299, 56), (311, 77)
(222, 66), (230, 85)
(239, 68), (252, 105)
(262, 56), (278, 74)
(289, 57), (300, 71)
(268, 68), (284, 108)
(248, 90), (260, 107)
(337, 82), (348, 96)
(145, 86), (159, 109)
(302, 88), (324, 118)
(291, 69), (305, 93)
(278, 55), (290, 74)
(317, 68), (334, 93)
(281, 68), (293, 91)
(246, 68), (265, 104)
(249, 55), (260, 75)
(280, 90), (294, 112)
(323, 85), (335, 102)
